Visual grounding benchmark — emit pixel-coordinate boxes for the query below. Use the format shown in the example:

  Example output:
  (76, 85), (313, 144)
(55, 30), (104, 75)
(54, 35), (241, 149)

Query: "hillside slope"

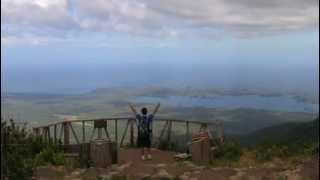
(237, 118), (319, 146)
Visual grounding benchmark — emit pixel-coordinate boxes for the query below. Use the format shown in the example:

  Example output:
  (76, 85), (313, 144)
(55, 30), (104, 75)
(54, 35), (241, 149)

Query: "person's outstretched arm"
(128, 103), (138, 116)
(151, 102), (161, 116)
(129, 103), (140, 127)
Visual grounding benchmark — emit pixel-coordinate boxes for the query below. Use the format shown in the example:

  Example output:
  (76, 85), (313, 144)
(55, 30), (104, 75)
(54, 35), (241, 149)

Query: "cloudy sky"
(1, 0), (319, 93)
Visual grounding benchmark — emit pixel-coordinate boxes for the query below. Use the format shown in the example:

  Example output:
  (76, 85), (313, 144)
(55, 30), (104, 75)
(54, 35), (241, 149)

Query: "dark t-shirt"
(136, 114), (154, 136)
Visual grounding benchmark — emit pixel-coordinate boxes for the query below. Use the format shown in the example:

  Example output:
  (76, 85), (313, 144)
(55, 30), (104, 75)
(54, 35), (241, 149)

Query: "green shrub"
(255, 144), (286, 161)
(214, 142), (242, 162)
(255, 141), (319, 162)
(34, 147), (65, 166)
(1, 119), (65, 179)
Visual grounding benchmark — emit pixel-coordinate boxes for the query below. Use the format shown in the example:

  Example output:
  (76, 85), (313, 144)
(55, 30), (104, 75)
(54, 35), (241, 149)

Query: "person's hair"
(141, 107), (148, 115)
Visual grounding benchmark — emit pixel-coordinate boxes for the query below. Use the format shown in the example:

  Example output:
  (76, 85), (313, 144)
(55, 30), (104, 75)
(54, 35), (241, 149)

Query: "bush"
(255, 144), (290, 161)
(214, 142), (243, 162)
(254, 141), (319, 162)
(34, 147), (65, 166)
(1, 119), (65, 179)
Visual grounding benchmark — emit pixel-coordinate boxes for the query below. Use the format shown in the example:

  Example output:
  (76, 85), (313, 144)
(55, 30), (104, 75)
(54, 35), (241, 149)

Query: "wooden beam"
(54, 125), (57, 144)
(59, 123), (64, 140)
(130, 119), (134, 146)
(158, 121), (169, 144)
(82, 121), (85, 143)
(33, 128), (40, 137)
(97, 128), (102, 139)
(70, 123), (80, 144)
(167, 121), (172, 149)
(186, 121), (190, 143)
(104, 120), (110, 140)
(120, 120), (130, 147)
(47, 127), (51, 144)
(90, 128), (96, 142)
(42, 128), (47, 141)
(115, 119), (118, 145)
(104, 127), (110, 141)
(63, 122), (70, 145)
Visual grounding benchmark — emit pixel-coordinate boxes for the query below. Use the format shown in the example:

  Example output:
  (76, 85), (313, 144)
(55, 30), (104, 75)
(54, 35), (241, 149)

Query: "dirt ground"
(34, 148), (319, 180)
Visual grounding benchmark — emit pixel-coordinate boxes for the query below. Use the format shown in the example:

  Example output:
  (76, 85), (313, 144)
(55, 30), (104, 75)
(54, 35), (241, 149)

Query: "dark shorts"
(137, 132), (151, 148)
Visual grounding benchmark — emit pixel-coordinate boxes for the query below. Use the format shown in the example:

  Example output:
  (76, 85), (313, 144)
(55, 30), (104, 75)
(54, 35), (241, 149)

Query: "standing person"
(129, 103), (160, 160)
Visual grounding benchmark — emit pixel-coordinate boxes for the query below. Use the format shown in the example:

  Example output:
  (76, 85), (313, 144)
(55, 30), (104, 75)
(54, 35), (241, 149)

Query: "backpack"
(138, 115), (152, 135)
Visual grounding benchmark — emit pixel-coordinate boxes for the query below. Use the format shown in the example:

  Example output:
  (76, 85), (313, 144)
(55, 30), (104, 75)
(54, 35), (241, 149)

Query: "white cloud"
(1, 0), (319, 43)
(1, 0), (76, 29)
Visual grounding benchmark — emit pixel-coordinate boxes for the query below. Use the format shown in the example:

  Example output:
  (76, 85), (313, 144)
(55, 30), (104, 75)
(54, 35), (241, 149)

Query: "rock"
(178, 171), (192, 180)
(71, 170), (82, 176)
(178, 175), (189, 180)
(156, 163), (167, 168)
(151, 169), (173, 180)
(193, 170), (201, 174)
(183, 161), (197, 169)
(174, 153), (191, 161)
(183, 172), (191, 176)
(98, 171), (127, 180)
(116, 162), (132, 172)
(141, 173), (152, 180)
(135, 173), (152, 180)
(192, 166), (205, 171)
(98, 175), (112, 180)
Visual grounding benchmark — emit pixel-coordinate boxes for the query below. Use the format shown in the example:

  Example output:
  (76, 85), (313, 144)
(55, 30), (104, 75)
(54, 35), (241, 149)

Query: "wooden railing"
(32, 117), (224, 149)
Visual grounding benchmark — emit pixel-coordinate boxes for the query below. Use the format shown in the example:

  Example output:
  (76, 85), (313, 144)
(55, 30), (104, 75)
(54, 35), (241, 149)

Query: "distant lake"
(133, 95), (319, 113)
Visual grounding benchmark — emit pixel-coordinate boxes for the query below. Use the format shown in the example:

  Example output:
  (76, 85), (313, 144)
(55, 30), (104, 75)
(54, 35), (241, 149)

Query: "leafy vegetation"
(213, 141), (243, 162)
(208, 118), (319, 167)
(238, 118), (319, 162)
(1, 119), (65, 180)
(238, 118), (319, 146)
(254, 142), (319, 162)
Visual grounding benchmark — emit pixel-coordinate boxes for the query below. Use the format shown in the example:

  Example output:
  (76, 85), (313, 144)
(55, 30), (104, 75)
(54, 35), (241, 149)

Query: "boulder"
(151, 169), (173, 180)
(174, 153), (191, 161)
(116, 162), (132, 172)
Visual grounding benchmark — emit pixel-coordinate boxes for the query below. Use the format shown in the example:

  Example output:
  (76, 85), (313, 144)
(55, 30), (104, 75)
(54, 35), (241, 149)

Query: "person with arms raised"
(129, 103), (160, 160)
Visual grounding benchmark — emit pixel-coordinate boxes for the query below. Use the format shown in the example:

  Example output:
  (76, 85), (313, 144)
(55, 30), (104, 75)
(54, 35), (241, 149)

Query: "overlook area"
(1, 115), (319, 180)
(1, 0), (318, 179)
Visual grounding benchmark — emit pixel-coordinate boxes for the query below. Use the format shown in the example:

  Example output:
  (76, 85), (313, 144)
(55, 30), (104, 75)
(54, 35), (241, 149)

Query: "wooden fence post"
(63, 122), (70, 145)
(130, 119), (134, 146)
(186, 121), (189, 143)
(82, 121), (85, 143)
(47, 127), (51, 144)
(115, 119), (118, 145)
(54, 125), (57, 144)
(70, 123), (80, 144)
(167, 121), (172, 149)
(33, 128), (40, 137)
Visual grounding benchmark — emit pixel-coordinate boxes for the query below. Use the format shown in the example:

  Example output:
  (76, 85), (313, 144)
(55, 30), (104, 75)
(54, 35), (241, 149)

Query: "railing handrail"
(33, 116), (222, 129)
(32, 116), (224, 150)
